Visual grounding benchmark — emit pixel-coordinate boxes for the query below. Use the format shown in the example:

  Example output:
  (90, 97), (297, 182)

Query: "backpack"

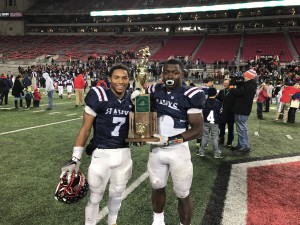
(23, 75), (32, 87)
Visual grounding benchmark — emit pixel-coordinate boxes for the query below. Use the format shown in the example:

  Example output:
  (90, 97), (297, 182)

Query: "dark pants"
(288, 107), (297, 123)
(0, 90), (9, 105)
(25, 98), (32, 108)
(33, 100), (40, 107)
(257, 102), (263, 119)
(264, 98), (270, 112)
(219, 122), (234, 145)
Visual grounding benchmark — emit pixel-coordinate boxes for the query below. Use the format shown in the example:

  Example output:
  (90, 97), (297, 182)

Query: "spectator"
(145, 59), (205, 225)
(24, 86), (33, 109)
(33, 86), (41, 107)
(197, 87), (223, 158)
(230, 69), (257, 154)
(275, 82), (300, 122)
(272, 81), (282, 105)
(216, 78), (235, 148)
(287, 92), (300, 123)
(42, 72), (54, 110)
(0, 73), (11, 105)
(73, 71), (86, 107)
(256, 83), (269, 120)
(11, 75), (24, 109)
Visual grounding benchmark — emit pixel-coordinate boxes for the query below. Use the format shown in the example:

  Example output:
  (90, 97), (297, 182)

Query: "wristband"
(72, 146), (84, 160)
(168, 134), (184, 146)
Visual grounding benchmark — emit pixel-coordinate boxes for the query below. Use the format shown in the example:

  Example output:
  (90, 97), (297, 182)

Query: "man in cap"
(230, 68), (257, 155)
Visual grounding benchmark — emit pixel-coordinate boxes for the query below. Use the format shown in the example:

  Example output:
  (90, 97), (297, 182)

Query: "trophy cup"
(126, 47), (159, 142)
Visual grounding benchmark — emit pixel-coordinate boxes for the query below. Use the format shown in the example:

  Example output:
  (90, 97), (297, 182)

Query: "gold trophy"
(126, 47), (159, 142)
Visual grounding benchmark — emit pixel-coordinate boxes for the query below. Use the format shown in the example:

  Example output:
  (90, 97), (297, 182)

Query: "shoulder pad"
(184, 86), (204, 98)
(146, 83), (157, 94)
(90, 86), (108, 102)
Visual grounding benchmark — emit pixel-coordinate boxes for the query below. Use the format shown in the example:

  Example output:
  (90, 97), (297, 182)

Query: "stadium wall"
(0, 21), (24, 36)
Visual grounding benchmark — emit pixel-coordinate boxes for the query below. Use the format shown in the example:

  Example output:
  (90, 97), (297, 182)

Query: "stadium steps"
(284, 31), (298, 61)
(235, 33), (244, 65)
(191, 35), (205, 60)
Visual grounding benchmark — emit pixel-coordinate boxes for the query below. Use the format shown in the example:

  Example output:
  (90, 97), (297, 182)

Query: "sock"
(107, 214), (117, 225)
(153, 212), (164, 222)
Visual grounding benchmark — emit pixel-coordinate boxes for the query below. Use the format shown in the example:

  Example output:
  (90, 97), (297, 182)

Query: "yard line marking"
(49, 112), (61, 115)
(0, 117), (81, 136)
(33, 110), (45, 113)
(0, 107), (14, 110)
(66, 113), (78, 116)
(286, 135), (293, 140)
(255, 132), (259, 136)
(96, 172), (149, 223)
(39, 102), (74, 107)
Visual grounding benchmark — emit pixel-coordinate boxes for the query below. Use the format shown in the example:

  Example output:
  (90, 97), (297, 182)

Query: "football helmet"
(55, 170), (89, 204)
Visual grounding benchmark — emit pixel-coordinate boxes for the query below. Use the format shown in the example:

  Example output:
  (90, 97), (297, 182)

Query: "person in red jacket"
(33, 86), (41, 107)
(275, 82), (300, 122)
(73, 71), (86, 107)
(256, 83), (269, 120)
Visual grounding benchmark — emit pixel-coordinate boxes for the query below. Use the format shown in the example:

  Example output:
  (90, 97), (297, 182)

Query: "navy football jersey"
(146, 83), (205, 132)
(85, 87), (133, 149)
(57, 79), (64, 86)
(65, 79), (73, 86)
(203, 98), (222, 124)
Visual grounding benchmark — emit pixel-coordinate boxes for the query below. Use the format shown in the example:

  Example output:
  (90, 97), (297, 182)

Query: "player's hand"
(147, 134), (169, 146)
(61, 157), (81, 181)
(131, 90), (141, 102)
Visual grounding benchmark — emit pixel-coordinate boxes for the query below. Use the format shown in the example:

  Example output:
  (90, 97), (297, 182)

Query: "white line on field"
(0, 117), (82, 135)
(270, 107), (276, 110)
(49, 112), (61, 115)
(96, 172), (149, 223)
(255, 132), (259, 136)
(33, 110), (45, 113)
(66, 113), (78, 116)
(286, 135), (293, 140)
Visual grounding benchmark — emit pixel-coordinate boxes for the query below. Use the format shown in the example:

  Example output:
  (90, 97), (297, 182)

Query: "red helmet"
(55, 171), (89, 204)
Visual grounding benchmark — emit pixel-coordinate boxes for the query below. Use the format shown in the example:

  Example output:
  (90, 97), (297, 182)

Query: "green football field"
(0, 90), (299, 225)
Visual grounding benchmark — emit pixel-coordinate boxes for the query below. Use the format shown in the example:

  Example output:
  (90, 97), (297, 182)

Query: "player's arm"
(74, 111), (95, 150)
(61, 110), (95, 178)
(181, 112), (203, 141)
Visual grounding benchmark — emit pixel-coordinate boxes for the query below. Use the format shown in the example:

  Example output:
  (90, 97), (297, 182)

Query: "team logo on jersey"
(156, 99), (179, 110)
(105, 108), (130, 116)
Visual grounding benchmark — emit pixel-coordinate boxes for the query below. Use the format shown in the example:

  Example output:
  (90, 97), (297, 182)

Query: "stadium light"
(91, 0), (300, 17)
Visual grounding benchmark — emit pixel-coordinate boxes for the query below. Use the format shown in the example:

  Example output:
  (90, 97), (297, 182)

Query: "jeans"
(200, 123), (219, 153)
(234, 114), (249, 150)
(47, 90), (54, 109)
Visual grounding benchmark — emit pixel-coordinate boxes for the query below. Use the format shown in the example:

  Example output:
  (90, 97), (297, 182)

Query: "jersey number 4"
(112, 117), (126, 136)
(207, 110), (215, 124)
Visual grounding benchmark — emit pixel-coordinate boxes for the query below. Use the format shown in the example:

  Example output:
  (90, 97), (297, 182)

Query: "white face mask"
(165, 80), (174, 86)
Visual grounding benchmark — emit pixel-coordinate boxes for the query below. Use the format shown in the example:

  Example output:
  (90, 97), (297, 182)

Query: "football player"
(61, 64), (134, 225)
(146, 59), (205, 225)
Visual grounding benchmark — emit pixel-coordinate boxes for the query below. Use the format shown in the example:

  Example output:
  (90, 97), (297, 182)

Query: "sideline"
(0, 117), (81, 135)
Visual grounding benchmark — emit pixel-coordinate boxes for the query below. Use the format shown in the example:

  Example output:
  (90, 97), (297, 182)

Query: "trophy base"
(125, 137), (160, 143)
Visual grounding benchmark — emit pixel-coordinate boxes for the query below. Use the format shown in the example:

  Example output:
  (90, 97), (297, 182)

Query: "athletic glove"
(147, 134), (184, 147)
(60, 146), (84, 181)
(61, 157), (81, 181)
(131, 90), (141, 103)
(146, 134), (169, 146)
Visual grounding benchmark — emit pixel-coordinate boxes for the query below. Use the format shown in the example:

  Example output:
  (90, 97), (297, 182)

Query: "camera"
(229, 75), (244, 86)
